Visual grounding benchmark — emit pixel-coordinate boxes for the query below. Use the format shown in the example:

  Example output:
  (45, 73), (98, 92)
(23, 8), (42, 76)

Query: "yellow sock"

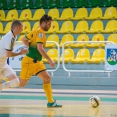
(43, 84), (54, 103)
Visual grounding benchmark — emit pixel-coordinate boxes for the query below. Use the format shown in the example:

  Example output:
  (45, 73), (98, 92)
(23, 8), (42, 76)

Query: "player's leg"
(37, 70), (54, 102)
(19, 56), (33, 87)
(35, 61), (62, 107)
(2, 65), (20, 89)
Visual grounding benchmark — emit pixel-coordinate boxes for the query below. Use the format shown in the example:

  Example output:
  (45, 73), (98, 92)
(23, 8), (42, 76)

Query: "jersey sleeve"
(5, 37), (15, 51)
(36, 32), (45, 44)
(25, 32), (32, 40)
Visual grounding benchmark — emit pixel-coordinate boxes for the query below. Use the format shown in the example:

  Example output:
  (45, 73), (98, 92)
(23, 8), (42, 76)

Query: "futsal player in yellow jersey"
(19, 14), (62, 107)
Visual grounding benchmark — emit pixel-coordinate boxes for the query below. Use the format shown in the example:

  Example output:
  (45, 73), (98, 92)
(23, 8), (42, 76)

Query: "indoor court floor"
(0, 89), (117, 117)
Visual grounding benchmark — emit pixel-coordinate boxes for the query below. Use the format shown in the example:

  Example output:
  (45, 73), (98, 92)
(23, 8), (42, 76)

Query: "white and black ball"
(89, 96), (100, 108)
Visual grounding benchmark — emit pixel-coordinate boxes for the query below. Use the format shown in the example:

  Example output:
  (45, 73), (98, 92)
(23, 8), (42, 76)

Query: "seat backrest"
(107, 34), (117, 44)
(92, 34), (104, 41)
(48, 0), (59, 7)
(33, 9), (45, 20)
(19, 9), (32, 19)
(4, 22), (12, 32)
(8, 0), (20, 9)
(0, 22), (3, 31)
(21, 0), (33, 9)
(76, 34), (89, 41)
(88, 0), (101, 6)
(104, 7), (116, 17)
(92, 49), (105, 59)
(0, 10), (5, 19)
(22, 21), (31, 31)
(102, 0), (115, 6)
(47, 49), (58, 58)
(72, 0), (87, 7)
(6, 10), (18, 19)
(60, 0), (72, 7)
(89, 8), (102, 18)
(47, 34), (59, 44)
(75, 8), (88, 18)
(0, 0), (7, 9)
(34, 0), (46, 8)
(75, 21), (88, 31)
(32, 22), (39, 30)
(60, 21), (74, 31)
(76, 49), (90, 59)
(60, 8), (73, 19)
(63, 49), (74, 59)
(90, 20), (103, 31)
(48, 8), (59, 19)
(105, 20), (117, 30)
(61, 34), (74, 43)
(18, 35), (25, 41)
(48, 21), (59, 32)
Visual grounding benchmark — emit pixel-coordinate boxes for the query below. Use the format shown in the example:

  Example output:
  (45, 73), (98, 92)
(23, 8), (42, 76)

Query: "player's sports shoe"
(47, 100), (62, 108)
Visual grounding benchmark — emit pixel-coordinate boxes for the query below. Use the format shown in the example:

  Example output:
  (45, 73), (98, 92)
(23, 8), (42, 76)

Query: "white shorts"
(0, 64), (16, 80)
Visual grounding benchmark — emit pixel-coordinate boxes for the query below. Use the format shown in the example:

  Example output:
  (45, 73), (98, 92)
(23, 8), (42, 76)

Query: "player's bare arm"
(6, 48), (28, 57)
(37, 43), (55, 68)
(22, 37), (30, 47)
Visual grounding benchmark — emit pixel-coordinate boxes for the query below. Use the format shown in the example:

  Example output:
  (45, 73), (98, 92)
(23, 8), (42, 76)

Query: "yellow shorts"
(20, 56), (46, 79)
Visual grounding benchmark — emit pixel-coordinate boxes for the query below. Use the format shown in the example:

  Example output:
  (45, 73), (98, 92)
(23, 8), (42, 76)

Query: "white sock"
(2, 78), (20, 89)
(0, 79), (2, 92)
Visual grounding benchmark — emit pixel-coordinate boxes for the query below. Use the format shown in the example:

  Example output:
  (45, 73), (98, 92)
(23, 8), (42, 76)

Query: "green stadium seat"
(33, 0), (46, 9)
(46, 0), (59, 8)
(0, 0), (7, 10)
(100, 0), (116, 7)
(71, 0), (87, 8)
(58, 0), (72, 8)
(86, 0), (101, 7)
(7, 0), (20, 10)
(20, 0), (33, 9)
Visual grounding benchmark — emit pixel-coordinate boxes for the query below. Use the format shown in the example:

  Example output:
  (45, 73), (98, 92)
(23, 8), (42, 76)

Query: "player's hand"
(49, 60), (55, 68)
(20, 48), (28, 54)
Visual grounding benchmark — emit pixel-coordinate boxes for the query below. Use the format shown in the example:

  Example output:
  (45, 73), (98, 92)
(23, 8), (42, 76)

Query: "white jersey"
(0, 30), (17, 69)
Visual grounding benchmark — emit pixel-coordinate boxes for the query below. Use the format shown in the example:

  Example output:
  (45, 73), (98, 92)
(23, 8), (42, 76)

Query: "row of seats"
(1, 20), (117, 34)
(42, 48), (105, 64)
(17, 34), (117, 48)
(0, 0), (117, 10)
(0, 7), (117, 21)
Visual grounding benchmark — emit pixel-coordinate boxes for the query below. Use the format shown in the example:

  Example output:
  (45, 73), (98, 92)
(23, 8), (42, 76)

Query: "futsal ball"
(89, 96), (100, 108)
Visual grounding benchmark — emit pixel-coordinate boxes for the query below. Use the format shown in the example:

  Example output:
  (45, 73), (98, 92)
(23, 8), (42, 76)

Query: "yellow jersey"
(25, 26), (46, 61)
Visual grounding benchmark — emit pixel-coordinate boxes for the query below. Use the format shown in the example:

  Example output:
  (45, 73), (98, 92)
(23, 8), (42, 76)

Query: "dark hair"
(11, 20), (22, 29)
(40, 14), (52, 24)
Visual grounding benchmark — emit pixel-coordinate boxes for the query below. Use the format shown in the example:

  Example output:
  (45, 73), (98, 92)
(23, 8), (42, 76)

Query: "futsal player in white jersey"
(0, 20), (28, 92)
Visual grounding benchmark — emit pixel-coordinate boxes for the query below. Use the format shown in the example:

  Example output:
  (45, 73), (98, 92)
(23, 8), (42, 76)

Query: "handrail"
(11, 41), (60, 76)
(62, 41), (115, 77)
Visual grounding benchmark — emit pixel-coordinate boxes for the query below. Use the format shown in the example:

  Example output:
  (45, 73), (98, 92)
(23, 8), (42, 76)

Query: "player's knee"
(10, 78), (20, 87)
(44, 76), (51, 83)
(19, 83), (26, 88)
